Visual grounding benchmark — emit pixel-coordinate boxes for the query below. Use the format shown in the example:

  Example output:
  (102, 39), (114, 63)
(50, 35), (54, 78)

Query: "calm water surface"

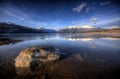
(0, 33), (120, 79)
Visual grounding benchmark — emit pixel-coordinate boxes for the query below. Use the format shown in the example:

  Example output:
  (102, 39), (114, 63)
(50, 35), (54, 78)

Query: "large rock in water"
(15, 46), (60, 76)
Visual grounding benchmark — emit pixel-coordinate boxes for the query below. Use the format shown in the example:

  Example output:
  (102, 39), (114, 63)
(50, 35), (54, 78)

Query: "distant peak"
(36, 27), (45, 30)
(109, 25), (120, 29)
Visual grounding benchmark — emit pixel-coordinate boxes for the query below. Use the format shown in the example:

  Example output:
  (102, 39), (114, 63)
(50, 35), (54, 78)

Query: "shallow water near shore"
(0, 33), (120, 79)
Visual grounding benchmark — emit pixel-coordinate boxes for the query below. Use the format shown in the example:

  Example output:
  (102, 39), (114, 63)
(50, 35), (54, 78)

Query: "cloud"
(72, 21), (76, 24)
(86, 7), (90, 13)
(0, 7), (26, 21)
(100, 1), (111, 6)
(73, 2), (87, 12)
(0, 3), (47, 27)
(95, 18), (120, 26)
(0, 3), (30, 21)
(90, 17), (97, 24)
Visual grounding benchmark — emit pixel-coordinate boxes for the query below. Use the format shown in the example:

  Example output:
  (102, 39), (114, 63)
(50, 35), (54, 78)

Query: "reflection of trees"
(15, 46), (60, 78)
(0, 33), (58, 41)
(0, 38), (21, 46)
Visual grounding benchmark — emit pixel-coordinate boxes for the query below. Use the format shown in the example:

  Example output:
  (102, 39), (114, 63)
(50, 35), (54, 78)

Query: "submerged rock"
(15, 46), (60, 76)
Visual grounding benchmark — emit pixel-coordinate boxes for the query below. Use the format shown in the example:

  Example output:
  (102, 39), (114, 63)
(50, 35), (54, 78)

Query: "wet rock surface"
(15, 46), (60, 77)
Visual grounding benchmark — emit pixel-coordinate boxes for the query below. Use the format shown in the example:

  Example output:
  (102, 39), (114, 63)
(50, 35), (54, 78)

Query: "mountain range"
(0, 22), (57, 33)
(59, 25), (120, 33)
(0, 22), (120, 33)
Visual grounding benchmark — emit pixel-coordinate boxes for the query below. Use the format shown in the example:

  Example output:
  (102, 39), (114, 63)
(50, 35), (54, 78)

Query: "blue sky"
(0, 0), (120, 30)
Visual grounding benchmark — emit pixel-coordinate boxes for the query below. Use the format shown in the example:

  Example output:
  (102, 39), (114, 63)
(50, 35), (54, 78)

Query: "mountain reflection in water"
(0, 33), (120, 79)
(65, 37), (93, 41)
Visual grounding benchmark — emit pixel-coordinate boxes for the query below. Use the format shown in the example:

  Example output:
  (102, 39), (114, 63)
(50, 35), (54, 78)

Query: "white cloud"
(90, 17), (97, 24)
(72, 21), (76, 24)
(0, 4), (30, 21)
(73, 2), (87, 12)
(95, 18), (120, 25)
(0, 7), (26, 21)
(100, 1), (111, 6)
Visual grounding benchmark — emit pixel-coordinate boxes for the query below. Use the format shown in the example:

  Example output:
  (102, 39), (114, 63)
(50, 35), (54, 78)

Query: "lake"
(0, 33), (120, 79)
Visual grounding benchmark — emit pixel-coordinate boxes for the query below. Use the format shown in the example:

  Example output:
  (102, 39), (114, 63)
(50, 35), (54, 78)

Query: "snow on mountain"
(63, 25), (94, 29)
